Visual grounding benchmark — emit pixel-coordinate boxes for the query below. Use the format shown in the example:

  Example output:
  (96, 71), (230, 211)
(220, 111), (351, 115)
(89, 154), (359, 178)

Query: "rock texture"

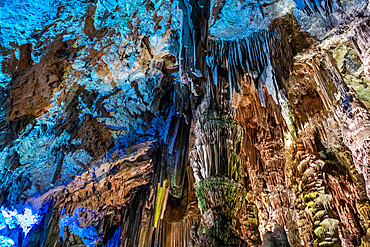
(0, 0), (370, 246)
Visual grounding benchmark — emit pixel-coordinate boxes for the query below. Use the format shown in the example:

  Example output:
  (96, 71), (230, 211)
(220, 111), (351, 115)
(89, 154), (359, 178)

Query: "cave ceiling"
(0, 0), (369, 246)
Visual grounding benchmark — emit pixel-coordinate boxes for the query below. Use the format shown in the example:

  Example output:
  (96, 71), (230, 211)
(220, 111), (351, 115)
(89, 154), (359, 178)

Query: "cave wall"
(0, 0), (369, 246)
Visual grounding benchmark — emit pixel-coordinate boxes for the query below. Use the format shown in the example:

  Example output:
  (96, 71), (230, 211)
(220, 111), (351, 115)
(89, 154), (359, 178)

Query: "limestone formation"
(0, 0), (369, 246)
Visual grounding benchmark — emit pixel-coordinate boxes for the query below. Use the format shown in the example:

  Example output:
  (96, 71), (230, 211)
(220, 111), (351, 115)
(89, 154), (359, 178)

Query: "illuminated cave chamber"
(0, 0), (369, 246)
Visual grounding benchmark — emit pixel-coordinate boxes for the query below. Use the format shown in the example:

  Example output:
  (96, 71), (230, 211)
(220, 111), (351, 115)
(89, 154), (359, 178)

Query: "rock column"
(189, 104), (246, 246)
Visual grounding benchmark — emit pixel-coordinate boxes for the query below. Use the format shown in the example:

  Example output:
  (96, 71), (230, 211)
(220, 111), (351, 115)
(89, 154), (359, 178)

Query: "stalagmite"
(189, 101), (246, 246)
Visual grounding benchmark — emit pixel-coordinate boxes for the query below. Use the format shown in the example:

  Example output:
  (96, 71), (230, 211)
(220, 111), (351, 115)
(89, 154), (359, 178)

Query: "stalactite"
(179, 0), (211, 97)
(179, 0), (251, 244)
(189, 100), (247, 246)
(235, 80), (299, 245)
(184, 5), (300, 245)
(1, 0), (370, 246)
(152, 62), (192, 198)
(191, 105), (243, 181)
(207, 30), (277, 107)
(292, 0), (340, 19)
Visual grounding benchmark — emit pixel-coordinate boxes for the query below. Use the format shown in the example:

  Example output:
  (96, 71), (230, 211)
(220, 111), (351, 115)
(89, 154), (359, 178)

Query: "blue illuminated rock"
(0, 0), (369, 246)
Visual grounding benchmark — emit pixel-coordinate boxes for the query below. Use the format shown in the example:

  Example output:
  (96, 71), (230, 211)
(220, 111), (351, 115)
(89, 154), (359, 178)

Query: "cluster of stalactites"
(293, 0), (340, 19)
(189, 99), (246, 246)
(190, 104), (243, 182)
(206, 30), (279, 108)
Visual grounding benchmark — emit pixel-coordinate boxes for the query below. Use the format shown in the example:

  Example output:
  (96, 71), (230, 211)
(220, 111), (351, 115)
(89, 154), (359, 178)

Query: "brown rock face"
(235, 82), (299, 246)
(1, 0), (370, 247)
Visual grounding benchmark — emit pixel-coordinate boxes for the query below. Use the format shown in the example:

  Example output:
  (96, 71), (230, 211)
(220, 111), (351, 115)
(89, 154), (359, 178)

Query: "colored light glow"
(0, 206), (41, 236)
(0, 236), (15, 247)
